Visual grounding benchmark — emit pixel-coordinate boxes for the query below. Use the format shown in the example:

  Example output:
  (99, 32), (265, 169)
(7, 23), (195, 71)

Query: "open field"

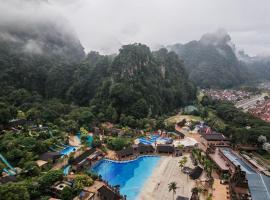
(165, 114), (202, 125)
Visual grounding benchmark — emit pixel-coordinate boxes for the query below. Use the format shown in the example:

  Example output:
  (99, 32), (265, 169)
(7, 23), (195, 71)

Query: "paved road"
(235, 95), (264, 110)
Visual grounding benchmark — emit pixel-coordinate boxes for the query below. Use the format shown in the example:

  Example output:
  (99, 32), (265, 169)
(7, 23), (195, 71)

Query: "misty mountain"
(0, 18), (85, 96)
(0, 20), (85, 62)
(237, 51), (270, 81)
(168, 30), (251, 88)
(0, 18), (196, 120)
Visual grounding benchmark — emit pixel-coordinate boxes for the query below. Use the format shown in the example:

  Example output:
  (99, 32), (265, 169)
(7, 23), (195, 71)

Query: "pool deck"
(138, 155), (195, 200)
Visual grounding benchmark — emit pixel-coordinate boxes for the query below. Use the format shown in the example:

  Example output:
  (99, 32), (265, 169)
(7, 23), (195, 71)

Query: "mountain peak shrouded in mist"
(199, 29), (232, 46)
(168, 30), (250, 88)
(0, 0), (85, 62)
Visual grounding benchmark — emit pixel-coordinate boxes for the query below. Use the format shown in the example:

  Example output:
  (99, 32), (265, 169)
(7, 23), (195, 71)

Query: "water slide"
(3, 168), (15, 175)
(59, 141), (69, 147)
(55, 144), (64, 149)
(0, 153), (16, 174)
(49, 147), (57, 152)
(63, 165), (71, 176)
(49, 130), (53, 137)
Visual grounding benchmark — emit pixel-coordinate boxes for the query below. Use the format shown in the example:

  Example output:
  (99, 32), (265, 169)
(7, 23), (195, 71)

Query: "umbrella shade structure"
(189, 166), (203, 180)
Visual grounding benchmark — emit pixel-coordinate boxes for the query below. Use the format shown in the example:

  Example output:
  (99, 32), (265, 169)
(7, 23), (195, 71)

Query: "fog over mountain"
(1, 0), (270, 56)
(0, 0), (270, 91)
(1, 0), (270, 57)
(52, 0), (270, 56)
(167, 29), (252, 88)
(0, 0), (84, 62)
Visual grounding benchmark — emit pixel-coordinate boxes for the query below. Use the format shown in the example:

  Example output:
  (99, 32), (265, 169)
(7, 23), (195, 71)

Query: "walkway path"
(212, 178), (229, 200)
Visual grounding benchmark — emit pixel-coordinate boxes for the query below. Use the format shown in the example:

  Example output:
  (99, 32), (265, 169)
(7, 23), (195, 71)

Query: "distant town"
(203, 85), (270, 122)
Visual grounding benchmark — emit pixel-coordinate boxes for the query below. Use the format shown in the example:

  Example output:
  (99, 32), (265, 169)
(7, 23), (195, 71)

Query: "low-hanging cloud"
(1, 0), (270, 56)
(0, 0), (84, 59)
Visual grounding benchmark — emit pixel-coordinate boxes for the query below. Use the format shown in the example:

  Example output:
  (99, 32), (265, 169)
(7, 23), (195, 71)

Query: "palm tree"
(203, 159), (214, 178)
(178, 144), (184, 151)
(168, 182), (178, 200)
(198, 151), (202, 163)
(179, 156), (188, 169)
(191, 187), (200, 200)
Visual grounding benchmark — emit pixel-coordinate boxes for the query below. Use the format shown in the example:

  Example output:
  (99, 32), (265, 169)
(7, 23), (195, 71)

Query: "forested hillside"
(91, 44), (196, 121)
(168, 30), (251, 88)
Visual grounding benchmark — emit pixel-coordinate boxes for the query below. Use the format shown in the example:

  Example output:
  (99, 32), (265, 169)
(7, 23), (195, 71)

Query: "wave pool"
(91, 156), (160, 200)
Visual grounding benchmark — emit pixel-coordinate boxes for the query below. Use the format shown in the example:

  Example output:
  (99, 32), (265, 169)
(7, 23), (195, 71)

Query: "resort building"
(97, 185), (123, 200)
(156, 144), (175, 154)
(70, 148), (103, 171)
(176, 196), (189, 200)
(73, 189), (95, 200)
(116, 147), (134, 159)
(135, 143), (155, 154)
(39, 152), (61, 164)
(218, 148), (270, 200)
(51, 181), (72, 198)
(200, 133), (230, 149)
(208, 148), (230, 174)
(36, 159), (49, 169)
(168, 131), (185, 139)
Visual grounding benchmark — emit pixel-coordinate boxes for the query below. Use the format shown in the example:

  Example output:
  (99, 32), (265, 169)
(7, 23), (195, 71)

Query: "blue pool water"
(76, 133), (93, 147)
(91, 156), (160, 200)
(139, 135), (171, 145)
(60, 146), (77, 156)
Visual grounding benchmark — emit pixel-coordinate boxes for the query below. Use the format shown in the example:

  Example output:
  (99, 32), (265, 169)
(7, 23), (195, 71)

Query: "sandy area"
(138, 155), (195, 200)
(69, 135), (81, 146)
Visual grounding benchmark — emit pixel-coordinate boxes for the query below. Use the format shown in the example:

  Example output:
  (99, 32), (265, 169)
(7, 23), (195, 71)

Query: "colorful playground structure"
(136, 134), (172, 145)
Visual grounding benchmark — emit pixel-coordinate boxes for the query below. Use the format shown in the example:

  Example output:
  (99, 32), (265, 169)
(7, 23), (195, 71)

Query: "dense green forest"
(91, 45), (196, 121)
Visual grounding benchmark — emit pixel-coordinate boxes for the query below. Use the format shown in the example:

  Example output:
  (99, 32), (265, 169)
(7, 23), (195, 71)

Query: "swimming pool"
(76, 133), (93, 147)
(138, 135), (172, 145)
(91, 156), (160, 200)
(60, 146), (77, 156)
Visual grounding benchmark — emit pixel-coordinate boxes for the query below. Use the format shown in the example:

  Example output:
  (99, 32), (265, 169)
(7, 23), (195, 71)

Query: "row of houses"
(202, 89), (252, 103)
(248, 99), (270, 122)
(116, 143), (176, 159)
(36, 148), (104, 172)
(52, 179), (124, 200)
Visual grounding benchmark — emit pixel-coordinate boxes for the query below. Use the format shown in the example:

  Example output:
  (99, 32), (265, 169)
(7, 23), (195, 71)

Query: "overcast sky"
(2, 0), (270, 56)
